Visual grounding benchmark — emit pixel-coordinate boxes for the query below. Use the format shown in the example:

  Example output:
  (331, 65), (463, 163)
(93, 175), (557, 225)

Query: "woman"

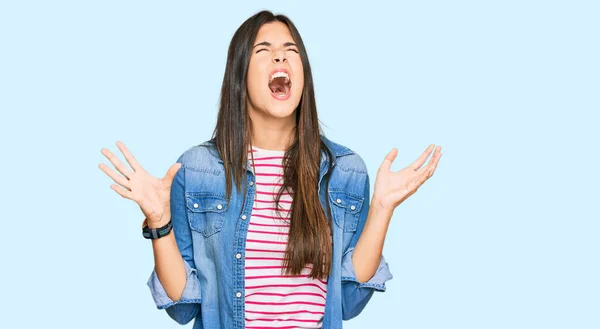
(99, 10), (441, 329)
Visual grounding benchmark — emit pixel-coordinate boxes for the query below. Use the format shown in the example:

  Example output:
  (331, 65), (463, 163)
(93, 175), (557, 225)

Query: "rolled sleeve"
(341, 247), (393, 292)
(147, 259), (202, 310)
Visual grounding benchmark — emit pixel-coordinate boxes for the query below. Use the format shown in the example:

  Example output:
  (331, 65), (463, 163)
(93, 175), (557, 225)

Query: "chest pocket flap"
(328, 189), (364, 232)
(185, 192), (229, 237)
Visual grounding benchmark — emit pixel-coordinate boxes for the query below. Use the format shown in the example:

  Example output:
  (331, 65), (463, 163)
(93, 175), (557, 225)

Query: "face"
(246, 21), (304, 121)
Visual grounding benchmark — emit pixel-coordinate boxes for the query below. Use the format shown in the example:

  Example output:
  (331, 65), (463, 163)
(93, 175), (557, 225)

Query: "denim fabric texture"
(147, 135), (393, 328)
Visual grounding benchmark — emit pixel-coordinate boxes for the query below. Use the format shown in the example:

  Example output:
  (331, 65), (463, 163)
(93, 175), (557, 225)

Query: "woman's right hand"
(99, 141), (183, 228)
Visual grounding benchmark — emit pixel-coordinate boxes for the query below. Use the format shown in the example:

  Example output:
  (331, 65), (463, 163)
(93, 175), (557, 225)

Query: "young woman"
(99, 10), (441, 329)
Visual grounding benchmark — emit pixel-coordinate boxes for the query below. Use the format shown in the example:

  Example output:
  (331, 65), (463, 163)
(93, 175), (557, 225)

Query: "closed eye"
(255, 48), (268, 53)
(287, 48), (299, 53)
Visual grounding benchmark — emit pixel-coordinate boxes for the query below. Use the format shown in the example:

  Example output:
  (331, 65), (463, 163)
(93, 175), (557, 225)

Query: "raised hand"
(372, 144), (442, 213)
(98, 141), (182, 228)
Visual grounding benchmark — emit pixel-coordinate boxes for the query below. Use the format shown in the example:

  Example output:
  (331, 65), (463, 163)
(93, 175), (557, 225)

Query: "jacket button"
(336, 198), (342, 204)
(350, 205), (356, 210)
(241, 215), (247, 220)
(217, 204), (223, 210)
(236, 253), (242, 259)
(193, 203), (198, 208)
(236, 292), (242, 298)
(249, 181), (254, 186)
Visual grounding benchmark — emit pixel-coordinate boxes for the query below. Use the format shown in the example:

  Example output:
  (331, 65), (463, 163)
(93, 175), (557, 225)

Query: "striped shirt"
(244, 145), (327, 329)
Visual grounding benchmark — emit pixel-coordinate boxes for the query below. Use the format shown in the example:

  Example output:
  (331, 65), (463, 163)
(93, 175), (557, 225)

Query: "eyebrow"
(252, 41), (297, 49)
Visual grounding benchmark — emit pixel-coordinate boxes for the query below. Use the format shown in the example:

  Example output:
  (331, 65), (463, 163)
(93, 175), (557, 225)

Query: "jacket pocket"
(328, 189), (364, 232)
(185, 192), (229, 237)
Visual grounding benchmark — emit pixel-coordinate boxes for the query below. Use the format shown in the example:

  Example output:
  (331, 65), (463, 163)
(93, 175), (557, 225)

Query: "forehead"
(254, 21), (294, 44)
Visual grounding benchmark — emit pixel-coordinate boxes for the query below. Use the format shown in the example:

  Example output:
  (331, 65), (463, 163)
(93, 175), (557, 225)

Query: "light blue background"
(1, 0), (598, 328)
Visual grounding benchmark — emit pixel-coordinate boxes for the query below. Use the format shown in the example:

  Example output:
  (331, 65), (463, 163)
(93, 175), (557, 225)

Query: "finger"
(380, 148), (398, 173)
(417, 146), (442, 178)
(99, 163), (131, 190)
(409, 144), (435, 171)
(110, 183), (133, 199)
(428, 147), (442, 177)
(116, 141), (143, 172)
(101, 147), (134, 179)
(415, 167), (431, 187)
(163, 163), (182, 184)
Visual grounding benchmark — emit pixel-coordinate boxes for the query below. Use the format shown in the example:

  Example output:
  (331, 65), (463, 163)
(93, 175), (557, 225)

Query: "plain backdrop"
(1, 1), (598, 328)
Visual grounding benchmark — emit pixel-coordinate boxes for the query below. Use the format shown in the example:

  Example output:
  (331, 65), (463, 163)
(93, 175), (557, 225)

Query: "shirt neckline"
(249, 145), (286, 154)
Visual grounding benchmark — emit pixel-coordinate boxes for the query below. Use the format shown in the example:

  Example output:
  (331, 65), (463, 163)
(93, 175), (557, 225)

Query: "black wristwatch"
(142, 218), (173, 239)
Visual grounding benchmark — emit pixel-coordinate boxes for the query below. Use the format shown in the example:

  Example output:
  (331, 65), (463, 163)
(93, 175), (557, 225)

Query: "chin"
(265, 102), (298, 118)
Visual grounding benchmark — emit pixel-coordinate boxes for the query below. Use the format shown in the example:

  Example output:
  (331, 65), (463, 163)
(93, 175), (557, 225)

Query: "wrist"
(370, 196), (394, 220)
(144, 212), (171, 229)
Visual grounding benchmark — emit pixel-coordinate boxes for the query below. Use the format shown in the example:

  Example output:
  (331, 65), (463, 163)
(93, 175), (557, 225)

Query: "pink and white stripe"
(244, 146), (327, 329)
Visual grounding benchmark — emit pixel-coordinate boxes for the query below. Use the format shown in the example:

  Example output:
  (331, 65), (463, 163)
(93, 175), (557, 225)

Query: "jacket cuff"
(147, 260), (202, 309)
(340, 247), (393, 292)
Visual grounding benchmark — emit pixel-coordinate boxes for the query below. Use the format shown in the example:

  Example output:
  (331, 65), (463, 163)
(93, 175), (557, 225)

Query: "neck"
(248, 106), (296, 151)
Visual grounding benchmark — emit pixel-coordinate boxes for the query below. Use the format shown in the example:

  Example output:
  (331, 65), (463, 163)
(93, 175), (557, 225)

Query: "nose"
(272, 50), (287, 63)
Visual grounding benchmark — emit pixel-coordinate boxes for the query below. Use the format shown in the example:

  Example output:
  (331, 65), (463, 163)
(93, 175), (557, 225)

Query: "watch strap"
(142, 218), (173, 239)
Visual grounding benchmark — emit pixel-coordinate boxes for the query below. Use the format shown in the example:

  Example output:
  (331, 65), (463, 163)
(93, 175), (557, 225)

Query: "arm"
(341, 145), (442, 320)
(147, 158), (202, 325)
(340, 174), (394, 320)
(351, 174), (394, 282)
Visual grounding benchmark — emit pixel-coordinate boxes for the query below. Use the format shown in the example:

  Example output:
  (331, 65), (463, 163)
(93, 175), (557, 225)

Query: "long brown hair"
(212, 10), (334, 279)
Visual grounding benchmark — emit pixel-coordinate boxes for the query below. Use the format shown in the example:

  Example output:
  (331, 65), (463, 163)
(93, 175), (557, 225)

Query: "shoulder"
(175, 138), (222, 171)
(321, 135), (368, 175)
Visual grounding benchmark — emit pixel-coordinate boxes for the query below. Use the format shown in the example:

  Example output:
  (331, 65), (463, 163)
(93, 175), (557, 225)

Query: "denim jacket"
(147, 135), (393, 329)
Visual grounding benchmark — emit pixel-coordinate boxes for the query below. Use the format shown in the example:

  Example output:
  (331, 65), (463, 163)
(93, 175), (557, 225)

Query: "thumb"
(164, 162), (183, 183)
(379, 148), (398, 173)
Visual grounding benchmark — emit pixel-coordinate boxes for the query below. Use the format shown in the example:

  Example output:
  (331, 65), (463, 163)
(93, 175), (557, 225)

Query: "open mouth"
(268, 69), (291, 100)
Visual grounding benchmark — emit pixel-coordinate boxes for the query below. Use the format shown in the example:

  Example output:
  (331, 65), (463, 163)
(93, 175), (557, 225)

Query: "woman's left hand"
(372, 144), (442, 214)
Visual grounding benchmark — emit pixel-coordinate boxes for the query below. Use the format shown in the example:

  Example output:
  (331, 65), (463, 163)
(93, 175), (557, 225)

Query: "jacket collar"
(203, 135), (353, 173)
